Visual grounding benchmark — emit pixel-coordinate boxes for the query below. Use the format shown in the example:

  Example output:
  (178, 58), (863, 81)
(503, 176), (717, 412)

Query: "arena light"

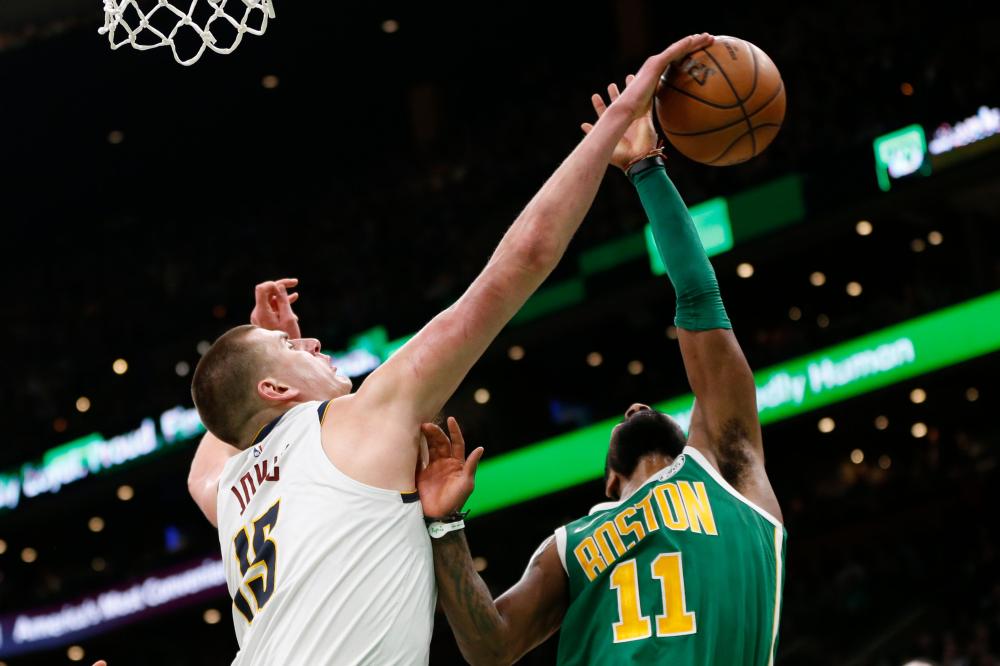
(0, 406), (203, 512)
(5, 291), (1000, 516)
(466, 290), (1000, 516)
(928, 106), (1000, 155)
(0, 557), (226, 657)
(873, 124), (930, 191)
(323, 326), (418, 378)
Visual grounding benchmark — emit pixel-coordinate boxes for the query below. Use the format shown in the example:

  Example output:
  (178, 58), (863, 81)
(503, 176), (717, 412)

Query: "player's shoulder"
(682, 445), (784, 527)
(220, 401), (326, 475)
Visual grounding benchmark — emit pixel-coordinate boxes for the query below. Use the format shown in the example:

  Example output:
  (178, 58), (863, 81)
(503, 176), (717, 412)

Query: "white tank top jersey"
(216, 400), (436, 666)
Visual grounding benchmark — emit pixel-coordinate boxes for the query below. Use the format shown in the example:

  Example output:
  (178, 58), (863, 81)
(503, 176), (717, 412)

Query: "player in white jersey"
(185, 33), (715, 666)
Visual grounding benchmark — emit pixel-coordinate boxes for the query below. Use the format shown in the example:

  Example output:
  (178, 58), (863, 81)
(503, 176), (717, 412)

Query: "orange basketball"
(654, 36), (785, 166)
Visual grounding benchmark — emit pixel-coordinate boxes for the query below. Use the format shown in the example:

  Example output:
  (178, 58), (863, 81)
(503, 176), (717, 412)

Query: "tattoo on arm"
(433, 531), (509, 665)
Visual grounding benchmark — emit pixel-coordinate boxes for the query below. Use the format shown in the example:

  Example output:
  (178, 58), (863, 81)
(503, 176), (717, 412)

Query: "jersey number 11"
(610, 552), (697, 643)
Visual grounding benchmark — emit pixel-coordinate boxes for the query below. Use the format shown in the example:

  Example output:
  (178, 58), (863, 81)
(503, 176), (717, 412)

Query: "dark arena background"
(2, 1), (999, 664)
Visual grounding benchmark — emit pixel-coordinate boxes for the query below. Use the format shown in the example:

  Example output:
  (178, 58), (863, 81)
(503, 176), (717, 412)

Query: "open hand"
(250, 277), (302, 339)
(600, 33), (714, 124)
(582, 73), (659, 171)
(417, 417), (484, 519)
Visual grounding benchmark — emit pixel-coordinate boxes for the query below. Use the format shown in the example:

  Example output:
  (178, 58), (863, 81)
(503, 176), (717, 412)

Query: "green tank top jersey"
(554, 446), (786, 666)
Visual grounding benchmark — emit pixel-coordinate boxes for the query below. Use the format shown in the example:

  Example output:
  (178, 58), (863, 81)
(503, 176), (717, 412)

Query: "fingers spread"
(447, 416), (465, 459)
(591, 93), (608, 118)
(258, 283), (279, 300)
(420, 423), (452, 460)
(464, 446), (485, 478)
(607, 83), (620, 102)
(581, 122), (594, 135)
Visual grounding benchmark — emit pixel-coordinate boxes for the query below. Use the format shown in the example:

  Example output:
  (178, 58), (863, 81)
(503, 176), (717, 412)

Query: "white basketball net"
(99, 0), (276, 66)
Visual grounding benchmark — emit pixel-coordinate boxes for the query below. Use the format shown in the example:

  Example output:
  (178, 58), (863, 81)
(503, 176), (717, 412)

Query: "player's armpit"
(433, 532), (567, 666)
(679, 328), (762, 455)
(187, 432), (240, 528)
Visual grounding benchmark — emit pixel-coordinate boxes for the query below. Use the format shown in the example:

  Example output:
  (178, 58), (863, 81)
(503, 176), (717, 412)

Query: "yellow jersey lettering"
(594, 521), (628, 564)
(678, 481), (718, 535)
(613, 506), (646, 549)
(634, 491), (660, 532)
(573, 536), (607, 582)
(653, 483), (689, 531)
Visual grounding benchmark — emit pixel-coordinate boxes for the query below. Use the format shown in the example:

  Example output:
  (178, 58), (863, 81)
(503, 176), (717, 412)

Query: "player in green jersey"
(416, 49), (786, 666)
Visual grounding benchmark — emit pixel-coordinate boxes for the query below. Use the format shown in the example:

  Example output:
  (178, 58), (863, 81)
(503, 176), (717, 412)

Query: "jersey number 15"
(232, 499), (281, 623)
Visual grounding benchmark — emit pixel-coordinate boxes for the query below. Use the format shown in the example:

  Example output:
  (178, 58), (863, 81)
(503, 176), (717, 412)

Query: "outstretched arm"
(632, 164), (759, 460)
(418, 419), (567, 665)
(600, 90), (779, 517)
(583, 75), (778, 514)
(355, 35), (715, 430)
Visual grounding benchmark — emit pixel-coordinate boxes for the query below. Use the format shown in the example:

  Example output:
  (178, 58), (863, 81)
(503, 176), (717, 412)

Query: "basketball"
(655, 36), (785, 166)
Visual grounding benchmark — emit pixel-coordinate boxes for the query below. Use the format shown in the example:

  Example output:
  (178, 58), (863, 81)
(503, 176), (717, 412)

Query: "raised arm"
(418, 420), (567, 665)
(634, 163), (760, 459)
(188, 278), (304, 526)
(606, 92), (780, 518)
(359, 35), (715, 428)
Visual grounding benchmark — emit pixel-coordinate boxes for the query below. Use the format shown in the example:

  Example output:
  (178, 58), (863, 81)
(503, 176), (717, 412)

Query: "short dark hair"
(605, 410), (686, 483)
(191, 325), (266, 447)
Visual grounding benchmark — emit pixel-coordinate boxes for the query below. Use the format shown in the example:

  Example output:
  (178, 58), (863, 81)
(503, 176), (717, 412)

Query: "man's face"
(252, 328), (353, 401)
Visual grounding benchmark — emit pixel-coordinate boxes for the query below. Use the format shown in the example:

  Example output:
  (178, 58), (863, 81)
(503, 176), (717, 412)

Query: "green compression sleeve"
(631, 160), (732, 331)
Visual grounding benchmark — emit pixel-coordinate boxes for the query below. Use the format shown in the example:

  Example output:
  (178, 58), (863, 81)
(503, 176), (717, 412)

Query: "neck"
(619, 453), (674, 500)
(240, 403), (295, 450)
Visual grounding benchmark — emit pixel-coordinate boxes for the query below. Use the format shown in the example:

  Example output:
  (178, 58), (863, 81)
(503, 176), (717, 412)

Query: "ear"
(257, 378), (301, 404)
(604, 470), (623, 500)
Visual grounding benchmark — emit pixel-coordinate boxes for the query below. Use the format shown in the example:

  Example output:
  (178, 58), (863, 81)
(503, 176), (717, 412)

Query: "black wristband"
(424, 509), (470, 525)
(626, 155), (667, 182)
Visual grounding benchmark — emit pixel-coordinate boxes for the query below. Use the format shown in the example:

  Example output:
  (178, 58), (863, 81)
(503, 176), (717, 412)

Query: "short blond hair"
(191, 325), (268, 447)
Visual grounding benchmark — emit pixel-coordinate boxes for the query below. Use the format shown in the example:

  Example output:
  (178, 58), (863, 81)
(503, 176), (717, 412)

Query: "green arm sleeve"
(631, 161), (732, 331)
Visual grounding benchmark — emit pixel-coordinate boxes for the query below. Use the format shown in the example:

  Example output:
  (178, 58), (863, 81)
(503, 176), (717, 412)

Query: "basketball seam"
(704, 48), (756, 156)
(746, 43), (759, 101)
(707, 123), (782, 165)
(665, 81), (785, 137)
(664, 82), (743, 110)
